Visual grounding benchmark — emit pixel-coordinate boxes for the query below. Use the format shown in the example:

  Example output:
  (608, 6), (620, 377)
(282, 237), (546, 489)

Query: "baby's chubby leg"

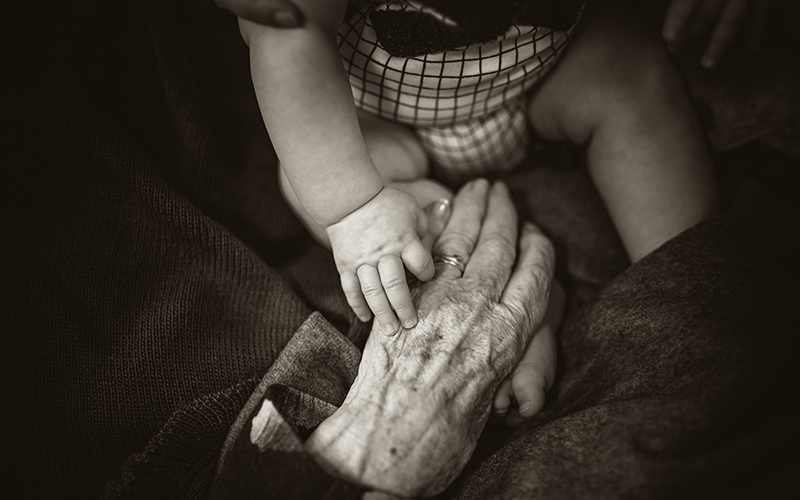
(278, 110), (452, 248)
(528, 0), (719, 262)
(355, 110), (453, 210)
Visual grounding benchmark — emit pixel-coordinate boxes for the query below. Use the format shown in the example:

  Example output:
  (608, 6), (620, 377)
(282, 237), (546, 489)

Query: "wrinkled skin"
(305, 180), (556, 497)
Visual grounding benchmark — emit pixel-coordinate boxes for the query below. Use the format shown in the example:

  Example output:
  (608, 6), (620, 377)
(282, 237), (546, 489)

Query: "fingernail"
(471, 177), (489, 189)
(402, 318), (417, 329)
(383, 322), (397, 335)
(431, 198), (450, 217)
(273, 11), (299, 28)
(701, 56), (716, 70)
(519, 401), (531, 413)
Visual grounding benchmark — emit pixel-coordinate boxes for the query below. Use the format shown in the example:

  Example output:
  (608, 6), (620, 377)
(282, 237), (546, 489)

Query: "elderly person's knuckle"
(438, 229), (474, 253)
(529, 261), (554, 286)
(484, 231), (516, 252)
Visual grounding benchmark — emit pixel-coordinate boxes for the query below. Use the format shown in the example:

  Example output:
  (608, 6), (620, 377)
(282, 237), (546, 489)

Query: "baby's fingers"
(402, 239), (435, 282)
(702, 0), (748, 68)
(378, 256), (417, 330)
(358, 265), (399, 335)
(341, 272), (372, 323)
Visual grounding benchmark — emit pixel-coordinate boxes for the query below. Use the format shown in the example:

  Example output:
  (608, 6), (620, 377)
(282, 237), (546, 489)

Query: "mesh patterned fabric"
(338, 1), (580, 182)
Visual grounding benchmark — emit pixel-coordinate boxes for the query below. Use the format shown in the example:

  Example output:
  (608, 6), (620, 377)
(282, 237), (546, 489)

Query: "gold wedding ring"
(433, 254), (468, 276)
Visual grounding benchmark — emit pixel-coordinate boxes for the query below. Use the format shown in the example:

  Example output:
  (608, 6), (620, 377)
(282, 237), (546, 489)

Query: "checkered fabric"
(338, 1), (581, 182)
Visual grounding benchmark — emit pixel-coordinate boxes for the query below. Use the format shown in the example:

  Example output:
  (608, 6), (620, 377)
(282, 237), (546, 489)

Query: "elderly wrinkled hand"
(305, 179), (557, 497)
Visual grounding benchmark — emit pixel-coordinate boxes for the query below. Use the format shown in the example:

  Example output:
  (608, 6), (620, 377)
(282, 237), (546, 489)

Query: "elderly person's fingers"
(500, 222), (556, 331)
(358, 265), (399, 335)
(215, 0), (304, 27)
(432, 179), (489, 279)
(463, 181), (518, 295)
(341, 271), (372, 322)
(701, 0), (749, 68)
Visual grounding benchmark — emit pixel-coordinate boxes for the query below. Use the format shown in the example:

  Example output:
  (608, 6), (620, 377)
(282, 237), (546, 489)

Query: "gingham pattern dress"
(338, 0), (581, 182)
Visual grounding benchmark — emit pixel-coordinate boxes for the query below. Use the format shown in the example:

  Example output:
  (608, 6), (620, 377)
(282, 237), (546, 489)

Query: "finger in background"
(702, 0), (749, 68)
(663, 0), (703, 44)
(216, 0), (304, 27)
(684, 0), (726, 42)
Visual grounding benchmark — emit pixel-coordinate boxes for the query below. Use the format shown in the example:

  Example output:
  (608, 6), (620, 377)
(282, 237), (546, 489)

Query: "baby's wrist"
(322, 186), (385, 229)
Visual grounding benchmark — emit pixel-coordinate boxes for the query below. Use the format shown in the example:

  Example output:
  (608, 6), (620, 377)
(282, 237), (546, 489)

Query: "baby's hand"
(663, 0), (770, 69)
(326, 187), (433, 335)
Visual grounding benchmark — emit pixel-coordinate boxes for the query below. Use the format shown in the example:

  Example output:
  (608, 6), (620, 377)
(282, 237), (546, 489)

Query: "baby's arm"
(239, 0), (380, 225)
(239, 0), (434, 332)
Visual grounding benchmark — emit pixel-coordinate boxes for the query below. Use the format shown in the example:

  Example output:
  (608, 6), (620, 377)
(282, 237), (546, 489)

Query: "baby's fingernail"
(402, 318), (417, 329)
(273, 11), (299, 28)
(701, 56), (717, 70)
(383, 322), (397, 335)
(519, 401), (532, 413)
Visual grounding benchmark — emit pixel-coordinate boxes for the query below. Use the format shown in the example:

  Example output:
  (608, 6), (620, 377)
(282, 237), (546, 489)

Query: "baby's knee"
(357, 110), (429, 181)
(592, 41), (687, 125)
(531, 24), (688, 144)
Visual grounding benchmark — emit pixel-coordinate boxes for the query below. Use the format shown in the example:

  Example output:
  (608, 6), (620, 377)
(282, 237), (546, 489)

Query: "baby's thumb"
(420, 198), (451, 251)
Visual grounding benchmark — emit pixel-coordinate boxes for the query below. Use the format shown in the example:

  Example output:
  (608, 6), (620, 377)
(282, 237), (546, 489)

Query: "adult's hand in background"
(215, 0), (303, 27)
(662, 0), (770, 68)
